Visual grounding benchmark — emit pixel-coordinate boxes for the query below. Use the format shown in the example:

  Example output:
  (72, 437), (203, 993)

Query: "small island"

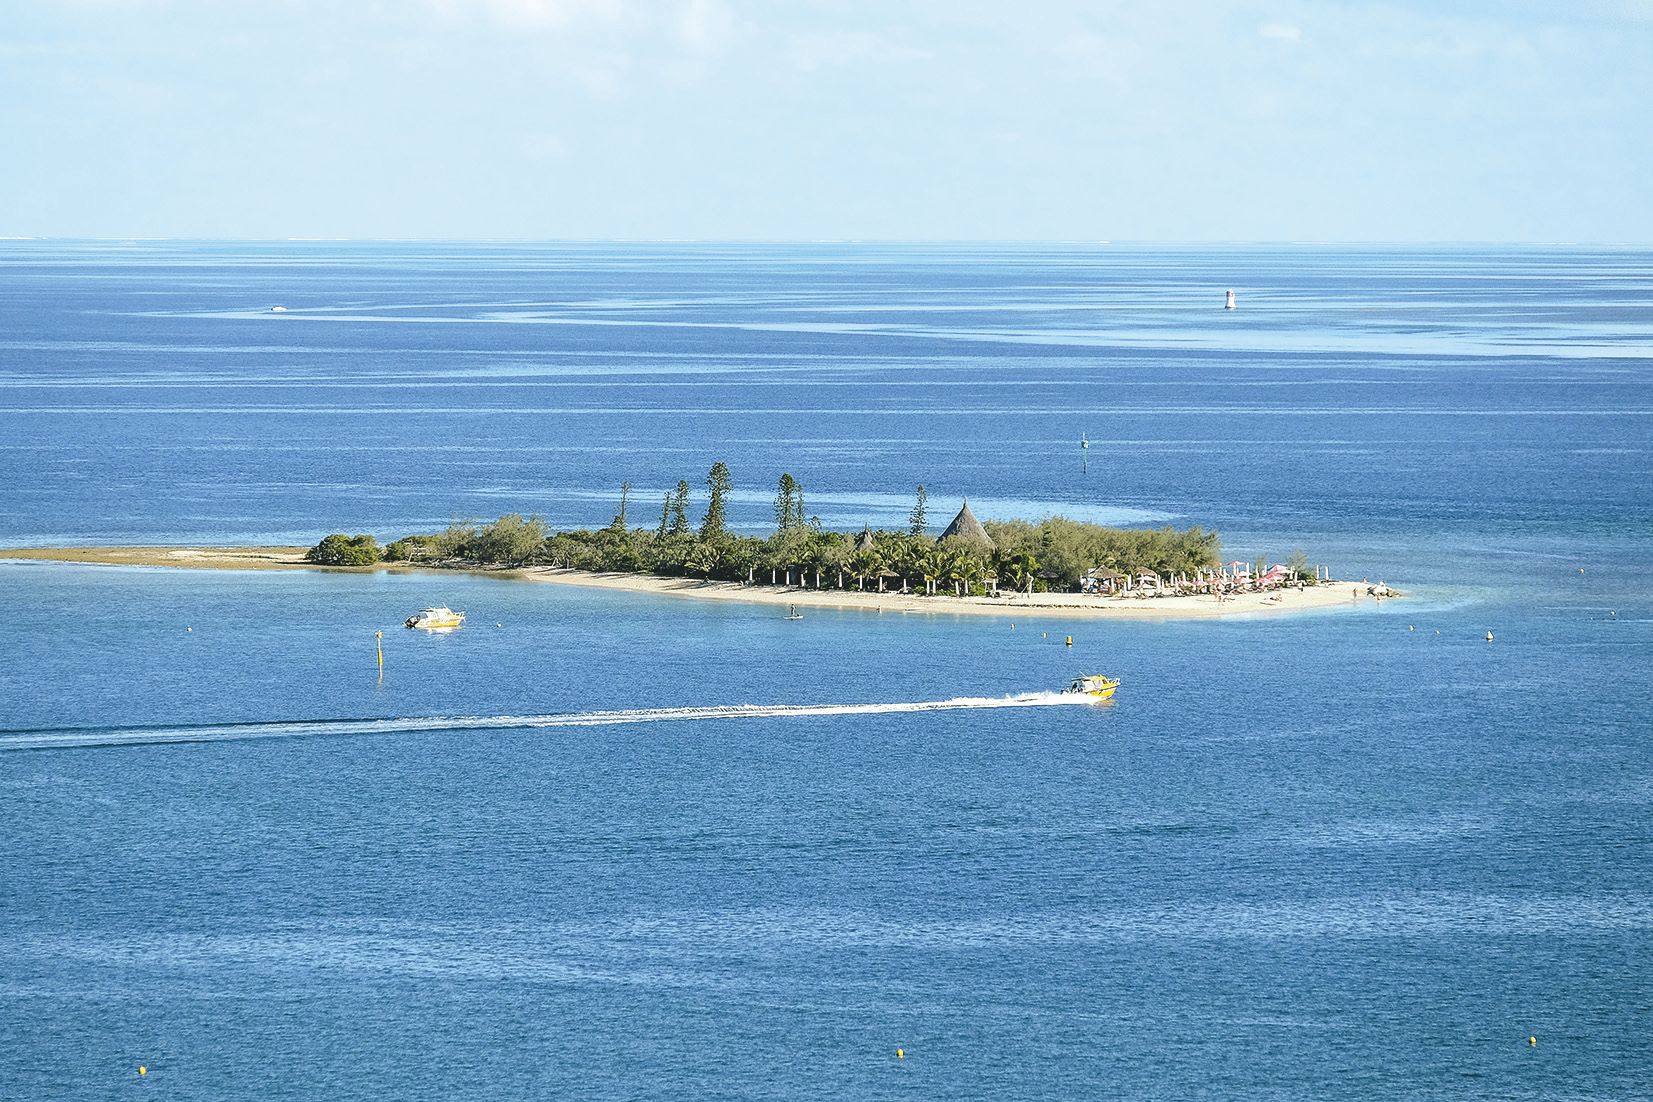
(2, 467), (1397, 620)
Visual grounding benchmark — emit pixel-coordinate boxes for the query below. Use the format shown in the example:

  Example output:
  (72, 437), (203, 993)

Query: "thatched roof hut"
(855, 526), (875, 551)
(939, 499), (993, 549)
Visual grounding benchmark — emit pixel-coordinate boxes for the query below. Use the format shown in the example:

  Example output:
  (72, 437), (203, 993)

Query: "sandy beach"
(1, 546), (323, 571)
(1, 546), (1392, 619)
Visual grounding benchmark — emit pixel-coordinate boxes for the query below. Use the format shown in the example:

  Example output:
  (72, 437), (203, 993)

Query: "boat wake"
(0, 692), (1098, 752)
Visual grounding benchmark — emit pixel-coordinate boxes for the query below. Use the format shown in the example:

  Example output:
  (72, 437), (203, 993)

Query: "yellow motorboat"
(405, 606), (465, 630)
(1063, 674), (1119, 700)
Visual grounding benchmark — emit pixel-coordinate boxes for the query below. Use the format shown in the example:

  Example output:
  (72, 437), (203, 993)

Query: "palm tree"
(918, 545), (948, 596)
(850, 547), (883, 591)
(995, 549), (1039, 594)
(888, 537), (923, 594)
(942, 546), (984, 596)
(808, 534), (851, 588)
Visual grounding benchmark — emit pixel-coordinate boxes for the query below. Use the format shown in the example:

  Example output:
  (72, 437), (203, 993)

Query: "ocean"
(1, 242), (1649, 1099)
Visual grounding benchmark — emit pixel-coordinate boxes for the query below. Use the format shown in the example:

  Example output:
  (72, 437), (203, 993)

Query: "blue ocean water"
(1, 243), (1650, 1099)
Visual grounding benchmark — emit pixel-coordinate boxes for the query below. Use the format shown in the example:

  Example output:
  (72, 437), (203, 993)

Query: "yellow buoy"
(1529, 1035), (1537, 1047)
(896, 1048), (905, 1060)
(375, 630), (384, 670)
(1065, 635), (1073, 647)
(138, 1066), (147, 1077)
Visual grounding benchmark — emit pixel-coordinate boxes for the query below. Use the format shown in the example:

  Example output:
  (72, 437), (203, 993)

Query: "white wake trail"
(0, 692), (1101, 752)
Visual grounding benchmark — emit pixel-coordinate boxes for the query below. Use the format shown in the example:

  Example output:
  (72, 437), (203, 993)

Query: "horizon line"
(2, 236), (1651, 249)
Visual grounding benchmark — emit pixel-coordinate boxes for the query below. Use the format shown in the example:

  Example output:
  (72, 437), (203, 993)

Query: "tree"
(850, 546), (882, 591)
(470, 513), (548, 565)
(994, 548), (1039, 592)
(722, 538), (758, 582)
(305, 533), (381, 566)
(383, 534), (440, 562)
(701, 461), (731, 540)
(909, 483), (928, 537)
(656, 493), (671, 540)
(609, 480), (630, 531)
(669, 480), (692, 537)
(774, 472), (803, 533)
(887, 535), (927, 592)
(917, 544), (947, 595)
(940, 545), (985, 595)
(433, 520), (478, 561)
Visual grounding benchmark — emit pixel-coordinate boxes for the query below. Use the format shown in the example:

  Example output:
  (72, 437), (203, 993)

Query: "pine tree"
(701, 462), (731, 540)
(670, 480), (691, 537)
(656, 493), (671, 540)
(909, 483), (928, 537)
(610, 480), (630, 531)
(774, 473), (801, 533)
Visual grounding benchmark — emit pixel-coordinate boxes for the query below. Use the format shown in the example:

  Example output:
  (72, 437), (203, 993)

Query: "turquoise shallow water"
(1, 243), (1651, 1099)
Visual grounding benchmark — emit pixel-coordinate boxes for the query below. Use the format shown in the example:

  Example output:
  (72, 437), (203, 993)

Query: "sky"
(3, 0), (1651, 241)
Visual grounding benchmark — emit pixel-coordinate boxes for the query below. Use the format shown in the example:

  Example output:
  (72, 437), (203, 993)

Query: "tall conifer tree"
(669, 480), (691, 537)
(702, 462), (731, 539)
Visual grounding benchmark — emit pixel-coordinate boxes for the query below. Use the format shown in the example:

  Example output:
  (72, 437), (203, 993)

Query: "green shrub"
(469, 513), (549, 566)
(305, 533), (381, 566)
(384, 534), (440, 562)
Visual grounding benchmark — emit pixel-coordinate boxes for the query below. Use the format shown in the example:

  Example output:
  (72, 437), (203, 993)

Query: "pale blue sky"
(4, 0), (1651, 240)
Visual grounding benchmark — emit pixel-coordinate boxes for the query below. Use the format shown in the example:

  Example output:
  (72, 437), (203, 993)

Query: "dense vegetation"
(310, 467), (1235, 594)
(304, 533), (381, 566)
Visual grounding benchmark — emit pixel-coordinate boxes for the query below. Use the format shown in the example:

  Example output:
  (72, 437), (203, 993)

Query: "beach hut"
(855, 526), (875, 552)
(939, 499), (994, 549)
(1083, 565), (1122, 595)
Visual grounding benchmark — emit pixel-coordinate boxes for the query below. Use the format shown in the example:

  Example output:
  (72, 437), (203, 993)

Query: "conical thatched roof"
(940, 499), (993, 548)
(856, 526), (875, 551)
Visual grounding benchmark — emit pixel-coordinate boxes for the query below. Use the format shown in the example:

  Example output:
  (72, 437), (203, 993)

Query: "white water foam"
(0, 693), (1099, 752)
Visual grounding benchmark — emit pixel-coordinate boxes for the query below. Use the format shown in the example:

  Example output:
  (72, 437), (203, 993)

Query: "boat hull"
(1063, 675), (1120, 700)
(405, 608), (466, 629)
